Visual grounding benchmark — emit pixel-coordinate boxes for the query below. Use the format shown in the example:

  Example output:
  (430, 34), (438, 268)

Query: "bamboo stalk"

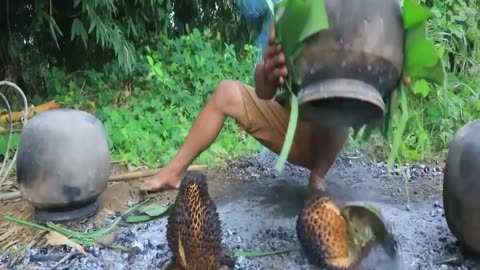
(0, 164), (208, 202)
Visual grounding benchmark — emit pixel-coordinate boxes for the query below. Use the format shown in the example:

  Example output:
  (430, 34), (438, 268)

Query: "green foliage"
(1, 0), (479, 173)
(397, 0), (480, 160)
(69, 0), (171, 74)
(0, 134), (20, 156)
(382, 0), (445, 169)
(403, 0), (444, 85)
(1, 0), (266, 98)
(37, 29), (260, 168)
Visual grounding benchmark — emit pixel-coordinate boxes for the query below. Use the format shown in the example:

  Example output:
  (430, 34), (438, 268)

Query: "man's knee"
(211, 80), (244, 115)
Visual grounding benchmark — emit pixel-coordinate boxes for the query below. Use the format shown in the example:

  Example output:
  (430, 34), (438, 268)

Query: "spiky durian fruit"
(296, 192), (397, 270)
(165, 172), (223, 270)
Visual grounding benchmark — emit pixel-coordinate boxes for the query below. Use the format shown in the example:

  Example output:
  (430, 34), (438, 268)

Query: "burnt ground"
(1, 149), (479, 270)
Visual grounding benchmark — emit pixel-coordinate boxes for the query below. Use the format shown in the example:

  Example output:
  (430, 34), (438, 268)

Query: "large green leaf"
(403, 0), (434, 29)
(404, 22), (443, 83)
(412, 55), (445, 86)
(298, 0), (329, 43)
(275, 90), (299, 172)
(274, 0), (329, 60)
(402, 0), (445, 85)
(141, 203), (172, 217)
(412, 79), (431, 98)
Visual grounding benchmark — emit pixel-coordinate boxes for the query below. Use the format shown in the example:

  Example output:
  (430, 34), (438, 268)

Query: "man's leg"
(231, 86), (349, 193)
(307, 126), (350, 192)
(140, 80), (250, 191)
(141, 79), (349, 193)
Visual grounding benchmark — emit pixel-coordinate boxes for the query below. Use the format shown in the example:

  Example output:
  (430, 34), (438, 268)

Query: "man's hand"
(255, 22), (289, 100)
(263, 25), (288, 88)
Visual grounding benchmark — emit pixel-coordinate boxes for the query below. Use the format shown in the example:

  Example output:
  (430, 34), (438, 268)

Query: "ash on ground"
(1, 150), (478, 270)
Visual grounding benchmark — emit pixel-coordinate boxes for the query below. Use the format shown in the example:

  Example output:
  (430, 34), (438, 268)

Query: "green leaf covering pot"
(276, 0), (405, 128)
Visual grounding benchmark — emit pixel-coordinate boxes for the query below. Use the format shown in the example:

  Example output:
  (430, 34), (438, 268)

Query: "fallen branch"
(109, 164), (207, 182)
(0, 100), (59, 124)
(0, 164), (207, 202)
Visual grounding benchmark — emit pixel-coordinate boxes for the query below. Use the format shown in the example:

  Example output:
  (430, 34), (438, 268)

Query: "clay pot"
(443, 119), (480, 255)
(16, 109), (111, 212)
(293, 0), (405, 127)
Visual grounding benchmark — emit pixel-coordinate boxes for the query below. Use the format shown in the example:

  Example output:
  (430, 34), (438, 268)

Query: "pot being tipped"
(292, 0), (405, 127)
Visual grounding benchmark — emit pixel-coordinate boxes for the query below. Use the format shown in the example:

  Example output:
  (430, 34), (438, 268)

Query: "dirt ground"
(0, 149), (479, 270)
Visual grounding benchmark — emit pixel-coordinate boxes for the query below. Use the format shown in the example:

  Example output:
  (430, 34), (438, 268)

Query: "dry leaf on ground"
(0, 226), (17, 243)
(94, 228), (125, 247)
(1, 238), (20, 252)
(45, 231), (88, 256)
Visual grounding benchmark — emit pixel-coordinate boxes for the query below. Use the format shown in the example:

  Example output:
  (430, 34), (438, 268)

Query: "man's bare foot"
(308, 173), (326, 194)
(140, 167), (183, 193)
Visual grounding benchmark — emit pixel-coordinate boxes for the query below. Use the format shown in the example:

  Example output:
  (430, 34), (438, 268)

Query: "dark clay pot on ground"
(16, 109), (111, 223)
(443, 119), (480, 256)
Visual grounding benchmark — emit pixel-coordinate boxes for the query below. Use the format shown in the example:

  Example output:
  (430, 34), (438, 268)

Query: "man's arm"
(254, 62), (277, 100)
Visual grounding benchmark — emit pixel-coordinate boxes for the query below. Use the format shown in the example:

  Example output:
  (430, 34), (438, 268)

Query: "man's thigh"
(236, 81), (315, 168)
